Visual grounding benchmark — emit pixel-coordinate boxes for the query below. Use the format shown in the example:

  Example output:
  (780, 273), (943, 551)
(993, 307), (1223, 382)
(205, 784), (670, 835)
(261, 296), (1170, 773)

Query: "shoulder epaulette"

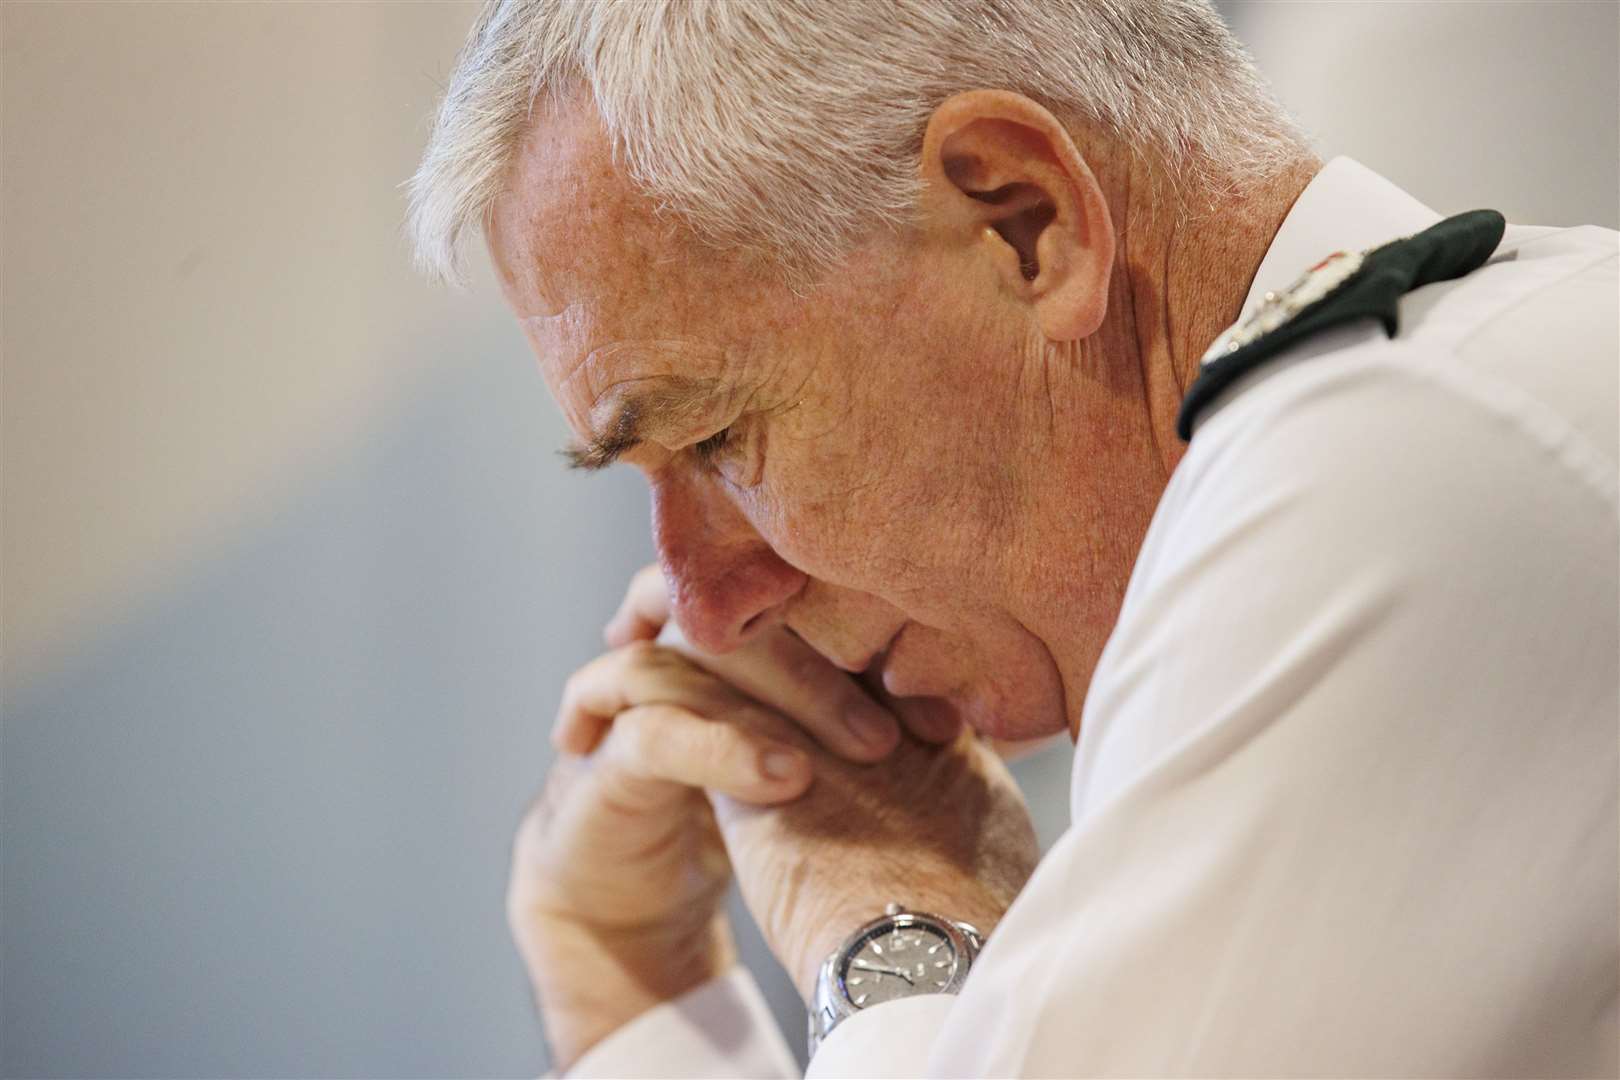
(1177, 209), (1507, 441)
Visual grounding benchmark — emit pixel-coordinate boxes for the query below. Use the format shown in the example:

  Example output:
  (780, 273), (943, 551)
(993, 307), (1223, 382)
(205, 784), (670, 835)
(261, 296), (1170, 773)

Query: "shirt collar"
(1239, 156), (1442, 320)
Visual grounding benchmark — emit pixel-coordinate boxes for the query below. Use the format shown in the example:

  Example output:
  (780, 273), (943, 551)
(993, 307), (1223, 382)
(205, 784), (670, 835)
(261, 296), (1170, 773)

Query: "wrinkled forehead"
(487, 101), (638, 316)
(482, 99), (780, 431)
(486, 96), (736, 336)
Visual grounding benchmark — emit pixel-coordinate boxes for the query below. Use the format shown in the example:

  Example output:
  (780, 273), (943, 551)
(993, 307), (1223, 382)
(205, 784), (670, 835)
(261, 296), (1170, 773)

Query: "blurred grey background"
(2, 2), (1615, 1076)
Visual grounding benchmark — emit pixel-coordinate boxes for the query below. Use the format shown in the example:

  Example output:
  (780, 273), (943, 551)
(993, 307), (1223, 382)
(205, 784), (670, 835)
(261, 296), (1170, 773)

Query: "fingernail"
(761, 748), (806, 781)
(846, 701), (896, 748)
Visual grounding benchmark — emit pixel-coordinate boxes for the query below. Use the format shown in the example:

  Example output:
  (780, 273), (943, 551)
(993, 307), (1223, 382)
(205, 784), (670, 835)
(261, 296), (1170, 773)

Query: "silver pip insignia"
(1200, 248), (1366, 366)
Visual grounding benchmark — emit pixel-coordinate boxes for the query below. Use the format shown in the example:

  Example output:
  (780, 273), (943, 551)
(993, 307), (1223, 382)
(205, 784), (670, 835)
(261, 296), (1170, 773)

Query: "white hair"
(406, 0), (1311, 287)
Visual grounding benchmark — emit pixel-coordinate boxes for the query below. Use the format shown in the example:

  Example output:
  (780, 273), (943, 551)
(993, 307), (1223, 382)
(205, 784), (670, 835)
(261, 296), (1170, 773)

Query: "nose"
(650, 473), (806, 654)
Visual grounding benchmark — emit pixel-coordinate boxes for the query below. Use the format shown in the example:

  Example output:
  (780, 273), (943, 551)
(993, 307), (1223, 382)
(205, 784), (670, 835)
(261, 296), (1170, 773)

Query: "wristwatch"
(808, 902), (983, 1056)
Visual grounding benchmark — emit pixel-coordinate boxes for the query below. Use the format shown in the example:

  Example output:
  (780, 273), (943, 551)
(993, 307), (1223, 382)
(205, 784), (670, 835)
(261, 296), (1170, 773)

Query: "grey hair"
(406, 0), (1311, 287)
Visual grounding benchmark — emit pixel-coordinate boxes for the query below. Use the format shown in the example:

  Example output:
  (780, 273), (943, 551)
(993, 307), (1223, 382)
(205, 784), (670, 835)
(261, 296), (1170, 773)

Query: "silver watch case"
(808, 903), (982, 1056)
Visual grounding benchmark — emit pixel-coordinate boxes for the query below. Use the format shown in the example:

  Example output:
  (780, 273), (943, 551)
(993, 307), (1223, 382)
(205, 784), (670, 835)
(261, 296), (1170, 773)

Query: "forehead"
(484, 96), (785, 446)
(485, 96), (770, 359)
(486, 97), (663, 318)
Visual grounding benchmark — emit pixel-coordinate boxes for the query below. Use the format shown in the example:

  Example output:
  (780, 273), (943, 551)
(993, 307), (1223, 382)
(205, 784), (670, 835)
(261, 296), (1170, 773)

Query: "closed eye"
(691, 425), (732, 465)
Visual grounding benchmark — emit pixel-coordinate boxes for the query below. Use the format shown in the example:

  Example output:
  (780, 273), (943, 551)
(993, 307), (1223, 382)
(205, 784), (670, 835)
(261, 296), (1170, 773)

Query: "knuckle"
(764, 631), (843, 701)
(691, 718), (746, 768)
(719, 696), (774, 733)
(787, 650), (840, 701)
(633, 562), (664, 592)
(609, 707), (663, 773)
(560, 668), (584, 702)
(622, 639), (710, 690)
(619, 638), (663, 668)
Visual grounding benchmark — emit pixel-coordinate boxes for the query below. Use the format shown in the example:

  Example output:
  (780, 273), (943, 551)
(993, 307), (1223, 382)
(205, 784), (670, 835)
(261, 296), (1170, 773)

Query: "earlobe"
(920, 90), (1115, 343)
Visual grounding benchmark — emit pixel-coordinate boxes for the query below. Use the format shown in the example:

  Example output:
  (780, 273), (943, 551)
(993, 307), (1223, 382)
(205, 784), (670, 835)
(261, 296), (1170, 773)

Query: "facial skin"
(486, 88), (1318, 742)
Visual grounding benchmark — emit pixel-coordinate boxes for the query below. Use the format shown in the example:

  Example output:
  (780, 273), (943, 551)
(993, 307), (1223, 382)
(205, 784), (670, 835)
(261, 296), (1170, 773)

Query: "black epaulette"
(1177, 209), (1507, 441)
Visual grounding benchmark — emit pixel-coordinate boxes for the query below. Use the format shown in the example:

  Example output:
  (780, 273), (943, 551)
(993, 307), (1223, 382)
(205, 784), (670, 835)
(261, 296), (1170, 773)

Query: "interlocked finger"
(554, 640), (738, 755)
(596, 702), (812, 808)
(661, 621), (901, 762)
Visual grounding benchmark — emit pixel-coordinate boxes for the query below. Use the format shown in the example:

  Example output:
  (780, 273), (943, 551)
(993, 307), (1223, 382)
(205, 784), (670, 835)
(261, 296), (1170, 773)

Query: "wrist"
(523, 912), (737, 1072)
(792, 901), (874, 1002)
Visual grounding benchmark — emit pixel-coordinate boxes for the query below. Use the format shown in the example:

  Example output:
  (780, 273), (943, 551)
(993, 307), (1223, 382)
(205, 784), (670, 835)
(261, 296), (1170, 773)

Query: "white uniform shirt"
(563, 157), (1620, 1079)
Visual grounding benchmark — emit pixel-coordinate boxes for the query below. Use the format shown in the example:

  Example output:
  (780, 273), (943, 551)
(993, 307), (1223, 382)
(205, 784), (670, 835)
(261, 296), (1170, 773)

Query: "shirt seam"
(1334, 350), (1617, 521)
(1450, 242), (1617, 355)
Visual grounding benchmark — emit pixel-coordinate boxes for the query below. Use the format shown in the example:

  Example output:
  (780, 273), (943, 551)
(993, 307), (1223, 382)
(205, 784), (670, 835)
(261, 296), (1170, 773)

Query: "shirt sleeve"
(805, 994), (955, 1079)
(804, 350), (1618, 1077)
(562, 965), (800, 1079)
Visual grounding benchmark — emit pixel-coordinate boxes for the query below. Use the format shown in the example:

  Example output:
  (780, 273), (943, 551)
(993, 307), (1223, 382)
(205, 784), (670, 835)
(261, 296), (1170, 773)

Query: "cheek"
(746, 283), (1020, 596)
(743, 434), (949, 600)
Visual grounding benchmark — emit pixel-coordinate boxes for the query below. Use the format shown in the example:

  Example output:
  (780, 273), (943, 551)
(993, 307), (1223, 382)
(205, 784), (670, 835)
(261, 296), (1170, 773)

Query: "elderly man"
(408, 1), (1619, 1076)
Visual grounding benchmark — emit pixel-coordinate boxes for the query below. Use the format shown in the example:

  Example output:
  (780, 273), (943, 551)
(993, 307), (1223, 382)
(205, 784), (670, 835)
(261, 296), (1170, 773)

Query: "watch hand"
(850, 960), (914, 985)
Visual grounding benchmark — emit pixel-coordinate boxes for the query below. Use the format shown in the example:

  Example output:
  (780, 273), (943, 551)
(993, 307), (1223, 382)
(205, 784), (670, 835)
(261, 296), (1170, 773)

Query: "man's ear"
(919, 90), (1115, 342)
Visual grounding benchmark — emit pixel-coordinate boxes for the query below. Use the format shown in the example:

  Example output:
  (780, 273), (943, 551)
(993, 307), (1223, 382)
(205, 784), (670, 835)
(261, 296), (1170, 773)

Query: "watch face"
(839, 920), (958, 1007)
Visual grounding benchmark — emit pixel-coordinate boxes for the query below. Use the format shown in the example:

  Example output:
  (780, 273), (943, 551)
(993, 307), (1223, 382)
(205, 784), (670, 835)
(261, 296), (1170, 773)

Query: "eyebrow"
(561, 376), (722, 471)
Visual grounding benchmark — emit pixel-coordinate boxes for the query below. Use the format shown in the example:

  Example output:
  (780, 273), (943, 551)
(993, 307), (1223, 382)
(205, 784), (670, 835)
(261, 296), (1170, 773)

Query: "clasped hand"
(507, 566), (1039, 1070)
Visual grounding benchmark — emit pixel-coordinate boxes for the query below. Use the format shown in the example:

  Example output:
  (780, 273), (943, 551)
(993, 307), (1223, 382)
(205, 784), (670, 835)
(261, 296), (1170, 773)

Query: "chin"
(950, 689), (1068, 743)
(877, 621), (1070, 743)
(885, 687), (1066, 744)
